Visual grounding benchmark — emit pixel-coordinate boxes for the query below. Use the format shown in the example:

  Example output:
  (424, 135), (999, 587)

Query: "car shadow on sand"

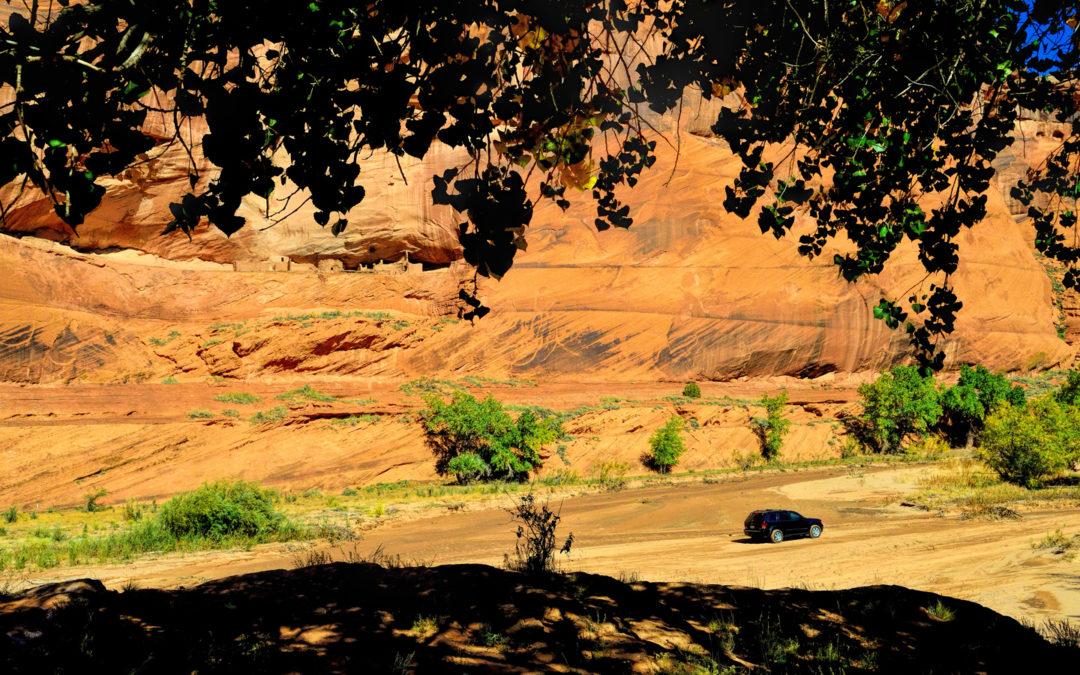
(730, 536), (771, 544)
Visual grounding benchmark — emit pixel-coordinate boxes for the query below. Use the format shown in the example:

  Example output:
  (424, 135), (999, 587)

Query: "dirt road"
(15, 465), (1080, 628)
(357, 467), (1080, 626)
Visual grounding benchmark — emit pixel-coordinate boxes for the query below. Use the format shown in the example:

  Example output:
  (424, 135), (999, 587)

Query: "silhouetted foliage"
(4, 563), (1066, 673)
(2, 1), (1078, 356)
(504, 493), (572, 575)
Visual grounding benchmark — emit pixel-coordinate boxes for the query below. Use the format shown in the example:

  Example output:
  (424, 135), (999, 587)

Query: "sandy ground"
(0, 379), (861, 507)
(12, 465), (1079, 629)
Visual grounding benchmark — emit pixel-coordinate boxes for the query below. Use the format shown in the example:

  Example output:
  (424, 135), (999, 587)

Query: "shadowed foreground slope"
(1, 563), (1069, 673)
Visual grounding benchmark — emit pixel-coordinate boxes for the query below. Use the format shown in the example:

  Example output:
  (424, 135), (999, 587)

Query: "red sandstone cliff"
(0, 3), (1074, 382)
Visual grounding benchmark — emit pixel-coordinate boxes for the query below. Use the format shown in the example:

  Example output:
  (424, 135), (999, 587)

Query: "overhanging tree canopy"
(1, 1), (1078, 366)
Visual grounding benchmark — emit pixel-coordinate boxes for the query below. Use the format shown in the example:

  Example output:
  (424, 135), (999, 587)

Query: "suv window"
(786, 511), (800, 520)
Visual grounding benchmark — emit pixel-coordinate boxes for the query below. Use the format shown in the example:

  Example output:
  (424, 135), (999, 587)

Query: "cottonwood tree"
(2, 1), (1078, 364)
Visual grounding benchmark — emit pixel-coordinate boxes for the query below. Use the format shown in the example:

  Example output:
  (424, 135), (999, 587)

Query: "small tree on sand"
(978, 398), (1080, 487)
(645, 416), (686, 474)
(753, 392), (791, 462)
(422, 391), (562, 483)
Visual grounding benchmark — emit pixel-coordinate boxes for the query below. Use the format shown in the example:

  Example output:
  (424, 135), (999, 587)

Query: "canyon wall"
(0, 6), (1074, 382)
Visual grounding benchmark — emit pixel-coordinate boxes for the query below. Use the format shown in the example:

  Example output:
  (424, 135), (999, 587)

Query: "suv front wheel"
(809, 524), (822, 538)
(770, 529), (784, 543)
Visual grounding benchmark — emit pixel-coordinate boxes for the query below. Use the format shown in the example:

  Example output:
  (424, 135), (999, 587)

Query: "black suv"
(743, 509), (823, 543)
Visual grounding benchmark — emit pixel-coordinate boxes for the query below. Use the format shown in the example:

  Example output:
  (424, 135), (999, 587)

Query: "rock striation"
(0, 24), (1075, 380)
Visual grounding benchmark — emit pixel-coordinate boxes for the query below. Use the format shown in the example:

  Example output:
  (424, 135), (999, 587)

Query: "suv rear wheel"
(770, 529), (784, 543)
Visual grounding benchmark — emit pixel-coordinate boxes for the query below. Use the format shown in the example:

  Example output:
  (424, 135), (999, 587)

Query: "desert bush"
(839, 436), (863, 459)
(1042, 618), (1080, 648)
(733, 450), (762, 470)
(645, 416), (685, 474)
(292, 548), (334, 568)
(214, 392), (261, 405)
(3, 506), (16, 524)
(422, 391), (563, 483)
(122, 498), (144, 522)
(1056, 369), (1080, 407)
(978, 397), (1080, 487)
(753, 392), (790, 461)
(446, 452), (487, 484)
(83, 489), (108, 513)
(925, 600), (955, 622)
(857, 366), (942, 453)
(682, 382), (702, 399)
(275, 384), (336, 403)
(156, 480), (284, 540)
(504, 493), (573, 575)
(540, 468), (580, 487)
(1031, 529), (1076, 555)
(249, 406), (288, 424)
(187, 409), (214, 419)
(905, 434), (950, 459)
(592, 461), (630, 491)
(411, 616), (438, 635)
(940, 365), (1025, 446)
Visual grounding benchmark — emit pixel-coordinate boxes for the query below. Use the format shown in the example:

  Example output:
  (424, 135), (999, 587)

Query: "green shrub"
(1056, 370), (1080, 407)
(3, 505), (16, 523)
(447, 452), (487, 484)
(592, 461), (630, 490)
(156, 480), (284, 540)
(978, 398), (1080, 487)
(214, 392), (261, 405)
(645, 416), (685, 474)
(857, 366), (942, 452)
(122, 498), (144, 522)
(161, 377), (178, 384)
(753, 392), (791, 461)
(330, 414), (379, 427)
(83, 489), (108, 513)
(276, 385), (336, 403)
(940, 365), (1025, 446)
(249, 406), (289, 424)
(187, 409), (214, 419)
(149, 330), (181, 347)
(422, 392), (563, 482)
(926, 600), (955, 622)
(682, 382), (702, 399)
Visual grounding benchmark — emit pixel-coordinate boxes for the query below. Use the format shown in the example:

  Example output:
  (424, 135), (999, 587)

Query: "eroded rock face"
(0, 77), (1075, 381)
(0, 121), (467, 268)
